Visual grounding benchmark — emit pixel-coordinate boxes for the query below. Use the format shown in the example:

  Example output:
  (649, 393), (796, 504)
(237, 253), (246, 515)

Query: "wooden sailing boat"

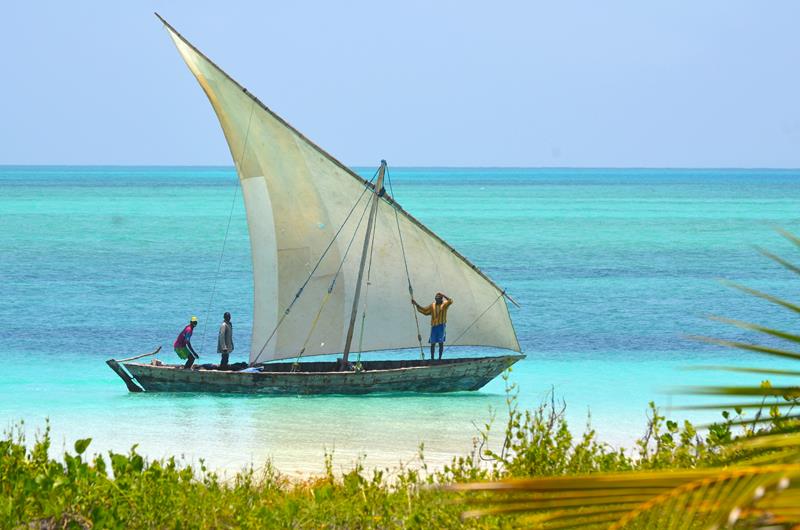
(106, 15), (525, 394)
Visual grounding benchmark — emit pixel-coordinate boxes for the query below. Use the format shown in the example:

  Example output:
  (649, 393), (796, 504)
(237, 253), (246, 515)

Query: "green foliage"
(1, 422), (508, 529)
(447, 379), (800, 529)
(468, 373), (744, 482)
(1, 388), (750, 529)
(475, 374), (634, 478)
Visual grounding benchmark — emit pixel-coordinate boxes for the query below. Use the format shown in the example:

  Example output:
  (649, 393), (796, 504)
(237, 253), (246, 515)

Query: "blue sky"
(2, 1), (799, 167)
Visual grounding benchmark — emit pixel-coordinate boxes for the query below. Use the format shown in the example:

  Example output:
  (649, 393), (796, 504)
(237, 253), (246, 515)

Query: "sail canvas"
(161, 19), (520, 364)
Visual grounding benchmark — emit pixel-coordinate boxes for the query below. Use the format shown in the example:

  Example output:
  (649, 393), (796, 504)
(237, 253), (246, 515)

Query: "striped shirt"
(416, 298), (453, 327)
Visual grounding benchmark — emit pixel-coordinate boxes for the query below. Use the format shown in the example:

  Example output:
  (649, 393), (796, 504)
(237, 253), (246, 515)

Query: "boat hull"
(118, 355), (524, 395)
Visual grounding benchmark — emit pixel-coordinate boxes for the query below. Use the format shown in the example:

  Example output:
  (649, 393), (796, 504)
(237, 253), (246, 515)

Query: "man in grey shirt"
(217, 312), (234, 368)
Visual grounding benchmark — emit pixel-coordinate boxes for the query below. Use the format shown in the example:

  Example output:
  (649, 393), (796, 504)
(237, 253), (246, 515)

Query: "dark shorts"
(429, 324), (446, 344)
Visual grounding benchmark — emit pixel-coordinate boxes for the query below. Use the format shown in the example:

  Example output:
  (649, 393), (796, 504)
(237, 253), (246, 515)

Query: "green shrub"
(2, 377), (786, 529)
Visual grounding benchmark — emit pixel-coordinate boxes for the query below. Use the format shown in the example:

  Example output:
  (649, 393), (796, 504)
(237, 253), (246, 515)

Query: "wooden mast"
(341, 161), (386, 367)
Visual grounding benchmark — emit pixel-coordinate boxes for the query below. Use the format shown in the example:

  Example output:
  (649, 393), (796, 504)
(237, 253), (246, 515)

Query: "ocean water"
(2, 166), (800, 476)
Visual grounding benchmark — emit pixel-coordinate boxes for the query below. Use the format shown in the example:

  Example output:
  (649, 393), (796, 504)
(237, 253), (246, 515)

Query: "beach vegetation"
(0, 391), (768, 529)
(6, 231), (800, 528)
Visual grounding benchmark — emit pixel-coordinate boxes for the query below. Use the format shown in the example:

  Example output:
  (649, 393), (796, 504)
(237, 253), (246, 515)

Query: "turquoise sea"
(2, 166), (800, 476)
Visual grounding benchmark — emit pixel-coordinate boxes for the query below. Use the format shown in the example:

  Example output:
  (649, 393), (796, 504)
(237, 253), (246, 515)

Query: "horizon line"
(1, 164), (800, 171)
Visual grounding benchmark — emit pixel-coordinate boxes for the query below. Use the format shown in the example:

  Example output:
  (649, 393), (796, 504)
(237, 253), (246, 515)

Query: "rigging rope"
(199, 101), (256, 353)
(291, 190), (374, 367)
(449, 291), (506, 347)
(385, 167), (513, 355)
(250, 166), (381, 365)
(385, 167), (426, 359)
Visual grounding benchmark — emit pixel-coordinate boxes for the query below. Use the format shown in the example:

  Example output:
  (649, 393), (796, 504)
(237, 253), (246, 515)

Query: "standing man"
(412, 292), (454, 360)
(174, 316), (199, 369)
(217, 312), (234, 369)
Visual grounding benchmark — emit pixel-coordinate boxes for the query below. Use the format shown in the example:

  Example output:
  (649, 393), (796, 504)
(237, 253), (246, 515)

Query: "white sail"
(160, 17), (521, 364)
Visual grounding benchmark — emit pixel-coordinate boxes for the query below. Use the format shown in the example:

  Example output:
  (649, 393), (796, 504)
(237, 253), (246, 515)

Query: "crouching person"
(174, 316), (199, 369)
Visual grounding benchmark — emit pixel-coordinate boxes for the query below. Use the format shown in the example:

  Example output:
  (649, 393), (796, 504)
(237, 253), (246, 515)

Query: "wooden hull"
(114, 355), (525, 395)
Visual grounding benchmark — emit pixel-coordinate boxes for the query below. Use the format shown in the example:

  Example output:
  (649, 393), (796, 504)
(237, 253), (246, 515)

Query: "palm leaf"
(453, 466), (800, 529)
(676, 401), (796, 411)
(776, 226), (800, 249)
(734, 447), (800, 466)
(679, 385), (800, 398)
(707, 315), (800, 345)
(748, 486), (800, 523)
(734, 432), (800, 452)
(720, 280), (800, 316)
(455, 229), (800, 527)
(675, 236), (800, 430)
(684, 365), (800, 377)
(688, 335), (800, 362)
(755, 245), (800, 276)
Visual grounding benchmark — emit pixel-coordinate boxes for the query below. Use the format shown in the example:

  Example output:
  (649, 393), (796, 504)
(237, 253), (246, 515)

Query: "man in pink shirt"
(174, 316), (199, 369)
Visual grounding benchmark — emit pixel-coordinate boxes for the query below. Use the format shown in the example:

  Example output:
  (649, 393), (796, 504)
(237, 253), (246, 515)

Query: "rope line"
(250, 166), (381, 365)
(200, 101), (256, 353)
(386, 167), (425, 359)
(328, 193), (375, 290)
(449, 291), (505, 347)
(292, 191), (374, 366)
(291, 291), (331, 371)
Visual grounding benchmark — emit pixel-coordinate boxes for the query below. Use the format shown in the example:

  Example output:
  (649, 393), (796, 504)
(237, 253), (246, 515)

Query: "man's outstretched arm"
(412, 299), (432, 315)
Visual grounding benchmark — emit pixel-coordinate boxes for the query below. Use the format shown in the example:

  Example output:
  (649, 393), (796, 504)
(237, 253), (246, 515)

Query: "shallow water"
(2, 166), (800, 475)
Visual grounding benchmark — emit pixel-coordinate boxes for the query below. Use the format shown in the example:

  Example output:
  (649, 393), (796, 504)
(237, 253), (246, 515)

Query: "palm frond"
(707, 314), (800, 345)
(454, 466), (800, 529)
(733, 447), (800, 466)
(676, 401), (795, 411)
(456, 230), (800, 527)
(776, 226), (800, 249)
(755, 245), (800, 276)
(734, 432), (800, 452)
(684, 365), (800, 377)
(747, 485), (800, 524)
(693, 415), (800, 431)
(720, 280), (800, 316)
(679, 385), (800, 398)
(688, 335), (800, 362)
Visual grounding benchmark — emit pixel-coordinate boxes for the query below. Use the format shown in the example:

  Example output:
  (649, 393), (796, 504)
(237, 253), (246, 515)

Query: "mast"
(159, 15), (522, 360)
(341, 160), (386, 366)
